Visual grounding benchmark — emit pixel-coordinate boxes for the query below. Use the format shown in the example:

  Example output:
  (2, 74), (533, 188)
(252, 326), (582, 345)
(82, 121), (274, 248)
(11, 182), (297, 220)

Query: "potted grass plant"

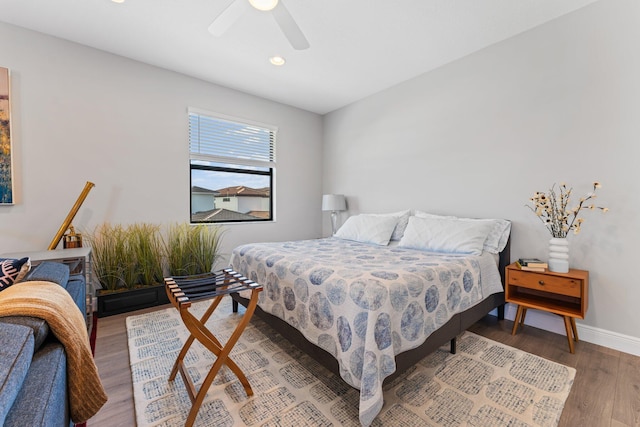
(87, 222), (166, 317)
(130, 223), (164, 286)
(164, 223), (225, 276)
(85, 223), (128, 292)
(87, 222), (224, 317)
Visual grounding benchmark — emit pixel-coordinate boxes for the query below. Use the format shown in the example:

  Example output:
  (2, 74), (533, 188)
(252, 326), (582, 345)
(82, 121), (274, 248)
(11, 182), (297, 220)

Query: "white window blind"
(189, 109), (276, 168)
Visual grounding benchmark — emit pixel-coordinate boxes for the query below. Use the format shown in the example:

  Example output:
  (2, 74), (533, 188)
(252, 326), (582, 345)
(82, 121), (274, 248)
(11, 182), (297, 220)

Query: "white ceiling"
(0, 0), (597, 114)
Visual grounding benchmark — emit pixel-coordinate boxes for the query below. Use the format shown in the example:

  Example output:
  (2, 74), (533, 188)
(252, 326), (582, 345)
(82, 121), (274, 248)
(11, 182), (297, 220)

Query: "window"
(189, 108), (276, 223)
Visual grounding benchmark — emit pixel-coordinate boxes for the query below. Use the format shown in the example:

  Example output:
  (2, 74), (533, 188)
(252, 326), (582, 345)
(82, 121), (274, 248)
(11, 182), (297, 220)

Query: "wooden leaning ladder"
(164, 268), (262, 427)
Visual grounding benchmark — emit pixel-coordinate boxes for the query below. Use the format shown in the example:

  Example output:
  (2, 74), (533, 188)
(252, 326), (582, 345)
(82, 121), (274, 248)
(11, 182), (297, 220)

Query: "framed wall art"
(0, 66), (13, 205)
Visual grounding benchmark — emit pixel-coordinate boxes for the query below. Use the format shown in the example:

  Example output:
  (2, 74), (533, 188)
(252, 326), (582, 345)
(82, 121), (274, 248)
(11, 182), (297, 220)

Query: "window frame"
(188, 108), (276, 224)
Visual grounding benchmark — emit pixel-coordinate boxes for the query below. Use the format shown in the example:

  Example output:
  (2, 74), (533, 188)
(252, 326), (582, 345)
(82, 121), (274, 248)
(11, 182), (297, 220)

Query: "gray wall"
(324, 1), (639, 349)
(0, 22), (323, 263)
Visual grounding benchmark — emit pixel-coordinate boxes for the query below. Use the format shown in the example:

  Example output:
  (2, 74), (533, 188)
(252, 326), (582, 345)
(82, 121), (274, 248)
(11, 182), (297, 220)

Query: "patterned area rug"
(127, 298), (575, 427)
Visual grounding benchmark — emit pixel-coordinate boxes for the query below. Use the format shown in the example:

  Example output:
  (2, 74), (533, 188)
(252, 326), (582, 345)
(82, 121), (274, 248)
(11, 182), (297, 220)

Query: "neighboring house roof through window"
(214, 186), (270, 197)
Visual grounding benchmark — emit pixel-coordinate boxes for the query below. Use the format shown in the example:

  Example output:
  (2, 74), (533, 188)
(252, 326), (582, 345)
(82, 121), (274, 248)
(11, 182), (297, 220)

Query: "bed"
(229, 212), (510, 426)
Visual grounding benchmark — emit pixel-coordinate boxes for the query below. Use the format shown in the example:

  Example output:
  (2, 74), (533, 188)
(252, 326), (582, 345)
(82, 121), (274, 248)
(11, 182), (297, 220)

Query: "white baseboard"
(490, 303), (640, 357)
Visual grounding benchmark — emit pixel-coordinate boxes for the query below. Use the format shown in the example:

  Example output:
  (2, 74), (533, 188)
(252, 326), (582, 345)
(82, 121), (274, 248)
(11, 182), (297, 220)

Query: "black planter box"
(97, 284), (170, 317)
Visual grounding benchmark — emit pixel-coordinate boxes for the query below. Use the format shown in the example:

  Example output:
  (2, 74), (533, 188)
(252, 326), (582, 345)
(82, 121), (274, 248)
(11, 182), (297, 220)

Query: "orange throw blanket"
(0, 281), (108, 423)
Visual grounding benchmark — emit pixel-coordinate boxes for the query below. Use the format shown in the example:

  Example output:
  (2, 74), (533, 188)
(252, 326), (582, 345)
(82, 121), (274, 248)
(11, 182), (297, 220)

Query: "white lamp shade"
(322, 194), (346, 211)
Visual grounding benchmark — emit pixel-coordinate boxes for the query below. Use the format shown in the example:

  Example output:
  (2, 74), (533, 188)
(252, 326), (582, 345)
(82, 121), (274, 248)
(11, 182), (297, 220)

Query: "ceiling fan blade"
(271, 1), (310, 50)
(208, 0), (247, 37)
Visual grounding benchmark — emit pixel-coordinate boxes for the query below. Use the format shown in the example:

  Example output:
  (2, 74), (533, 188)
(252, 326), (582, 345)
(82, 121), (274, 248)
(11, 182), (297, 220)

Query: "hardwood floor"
(89, 304), (640, 426)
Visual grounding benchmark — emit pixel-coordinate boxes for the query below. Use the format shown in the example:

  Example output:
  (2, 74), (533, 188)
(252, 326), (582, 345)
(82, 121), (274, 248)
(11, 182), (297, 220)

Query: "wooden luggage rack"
(164, 268), (262, 427)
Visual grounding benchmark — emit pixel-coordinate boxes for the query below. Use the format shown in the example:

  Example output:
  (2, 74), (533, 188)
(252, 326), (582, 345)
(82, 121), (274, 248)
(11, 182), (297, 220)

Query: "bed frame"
(231, 238), (509, 385)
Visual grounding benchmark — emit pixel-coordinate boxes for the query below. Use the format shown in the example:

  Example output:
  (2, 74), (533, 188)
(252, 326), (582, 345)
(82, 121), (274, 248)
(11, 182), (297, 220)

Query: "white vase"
(548, 237), (569, 273)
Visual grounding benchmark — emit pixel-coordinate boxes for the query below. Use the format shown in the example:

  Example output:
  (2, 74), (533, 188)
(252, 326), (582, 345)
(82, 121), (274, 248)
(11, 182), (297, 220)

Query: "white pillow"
(414, 211), (511, 254)
(414, 211), (455, 220)
(398, 216), (494, 255)
(368, 210), (411, 241)
(334, 214), (399, 246)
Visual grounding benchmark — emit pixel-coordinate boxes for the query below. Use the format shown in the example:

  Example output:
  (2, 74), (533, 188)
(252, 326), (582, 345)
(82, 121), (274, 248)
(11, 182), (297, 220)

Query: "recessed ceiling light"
(269, 56), (286, 66)
(249, 0), (278, 12)
(111, 0), (125, 3)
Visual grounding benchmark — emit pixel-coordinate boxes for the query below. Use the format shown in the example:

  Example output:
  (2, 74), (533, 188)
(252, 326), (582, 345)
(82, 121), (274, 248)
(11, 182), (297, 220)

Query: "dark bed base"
(231, 237), (509, 386)
(231, 291), (504, 385)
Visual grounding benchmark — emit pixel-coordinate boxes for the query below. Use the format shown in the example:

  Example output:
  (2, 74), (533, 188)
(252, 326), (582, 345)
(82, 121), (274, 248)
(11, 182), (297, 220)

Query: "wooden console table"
(505, 262), (589, 353)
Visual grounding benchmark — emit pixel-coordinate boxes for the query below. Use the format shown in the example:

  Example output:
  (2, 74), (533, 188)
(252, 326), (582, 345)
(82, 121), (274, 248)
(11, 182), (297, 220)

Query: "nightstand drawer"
(508, 270), (582, 297)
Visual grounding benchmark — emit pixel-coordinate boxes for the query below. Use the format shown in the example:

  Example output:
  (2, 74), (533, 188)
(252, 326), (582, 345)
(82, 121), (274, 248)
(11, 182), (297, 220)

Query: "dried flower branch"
(526, 182), (608, 238)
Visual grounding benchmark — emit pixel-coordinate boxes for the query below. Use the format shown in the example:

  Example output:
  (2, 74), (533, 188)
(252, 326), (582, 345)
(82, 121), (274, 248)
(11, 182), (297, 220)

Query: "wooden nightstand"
(505, 263), (588, 353)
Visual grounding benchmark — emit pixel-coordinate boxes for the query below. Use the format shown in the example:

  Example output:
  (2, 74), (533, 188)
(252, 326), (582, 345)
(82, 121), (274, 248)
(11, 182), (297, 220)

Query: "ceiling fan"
(208, 0), (310, 50)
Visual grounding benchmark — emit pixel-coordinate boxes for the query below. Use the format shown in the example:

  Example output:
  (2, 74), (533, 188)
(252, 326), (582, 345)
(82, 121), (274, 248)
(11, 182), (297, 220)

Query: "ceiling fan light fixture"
(249, 0), (278, 12)
(269, 56), (286, 66)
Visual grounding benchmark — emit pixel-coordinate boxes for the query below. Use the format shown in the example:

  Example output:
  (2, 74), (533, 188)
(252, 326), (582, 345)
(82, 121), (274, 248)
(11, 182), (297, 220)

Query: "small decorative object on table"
(63, 225), (83, 248)
(527, 181), (608, 273)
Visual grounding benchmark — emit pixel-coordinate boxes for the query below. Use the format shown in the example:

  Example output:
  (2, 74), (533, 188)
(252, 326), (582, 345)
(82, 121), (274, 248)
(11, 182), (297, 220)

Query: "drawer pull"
(538, 280), (545, 285)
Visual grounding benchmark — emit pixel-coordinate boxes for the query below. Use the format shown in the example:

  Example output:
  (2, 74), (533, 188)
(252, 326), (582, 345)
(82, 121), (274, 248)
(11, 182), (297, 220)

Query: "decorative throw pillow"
(0, 257), (31, 291)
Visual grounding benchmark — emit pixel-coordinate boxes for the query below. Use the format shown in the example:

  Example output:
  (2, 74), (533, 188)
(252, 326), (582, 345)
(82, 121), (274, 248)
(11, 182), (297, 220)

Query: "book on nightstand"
(518, 258), (548, 268)
(515, 259), (547, 272)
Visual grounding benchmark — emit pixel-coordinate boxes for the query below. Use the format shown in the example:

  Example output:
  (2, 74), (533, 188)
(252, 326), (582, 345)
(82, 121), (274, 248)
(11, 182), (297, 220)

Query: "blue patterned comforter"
(230, 237), (503, 426)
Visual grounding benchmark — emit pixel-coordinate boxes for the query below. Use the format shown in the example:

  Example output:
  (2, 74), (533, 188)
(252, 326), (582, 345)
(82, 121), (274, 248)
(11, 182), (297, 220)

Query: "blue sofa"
(0, 261), (86, 427)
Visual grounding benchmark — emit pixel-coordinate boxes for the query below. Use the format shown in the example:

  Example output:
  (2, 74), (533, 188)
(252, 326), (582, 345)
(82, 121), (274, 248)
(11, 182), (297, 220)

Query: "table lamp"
(322, 194), (346, 235)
